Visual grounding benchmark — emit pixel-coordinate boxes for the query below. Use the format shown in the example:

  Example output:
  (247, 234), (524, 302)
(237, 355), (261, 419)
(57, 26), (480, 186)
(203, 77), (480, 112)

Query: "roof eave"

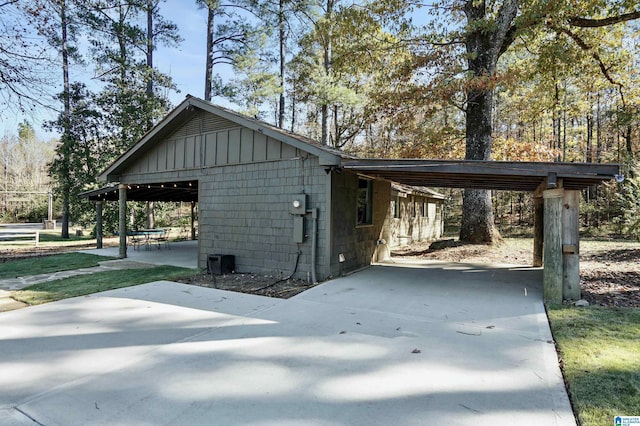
(101, 96), (344, 182)
(99, 98), (195, 182)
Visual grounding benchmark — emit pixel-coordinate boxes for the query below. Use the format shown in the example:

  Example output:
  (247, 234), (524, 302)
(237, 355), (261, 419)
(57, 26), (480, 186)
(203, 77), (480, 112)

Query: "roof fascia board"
(99, 99), (193, 182)
(343, 159), (619, 179)
(101, 96), (341, 182)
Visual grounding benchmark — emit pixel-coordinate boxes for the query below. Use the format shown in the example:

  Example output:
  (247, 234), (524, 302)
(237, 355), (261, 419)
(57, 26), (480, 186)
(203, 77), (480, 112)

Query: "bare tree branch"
(551, 25), (622, 88)
(0, 0), (19, 8)
(568, 11), (640, 28)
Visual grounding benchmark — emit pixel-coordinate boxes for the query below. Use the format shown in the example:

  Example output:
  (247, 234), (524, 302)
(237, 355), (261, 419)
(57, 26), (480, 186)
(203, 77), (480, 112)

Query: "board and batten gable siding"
(120, 110), (298, 181)
(198, 156), (330, 280)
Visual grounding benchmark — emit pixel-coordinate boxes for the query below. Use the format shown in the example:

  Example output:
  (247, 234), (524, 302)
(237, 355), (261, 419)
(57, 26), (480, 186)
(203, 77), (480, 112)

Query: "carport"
(80, 180), (199, 255)
(341, 159), (620, 303)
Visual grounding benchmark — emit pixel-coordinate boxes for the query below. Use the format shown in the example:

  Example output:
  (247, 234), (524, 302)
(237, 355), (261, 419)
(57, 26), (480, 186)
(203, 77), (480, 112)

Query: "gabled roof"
(100, 95), (350, 182)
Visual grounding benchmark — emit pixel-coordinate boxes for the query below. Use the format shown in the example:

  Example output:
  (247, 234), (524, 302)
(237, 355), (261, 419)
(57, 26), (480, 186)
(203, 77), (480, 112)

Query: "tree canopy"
(1, 0), (639, 240)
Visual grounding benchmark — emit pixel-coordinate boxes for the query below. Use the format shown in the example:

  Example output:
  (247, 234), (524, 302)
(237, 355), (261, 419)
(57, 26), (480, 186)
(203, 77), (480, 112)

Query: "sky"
(1, 0), (231, 140)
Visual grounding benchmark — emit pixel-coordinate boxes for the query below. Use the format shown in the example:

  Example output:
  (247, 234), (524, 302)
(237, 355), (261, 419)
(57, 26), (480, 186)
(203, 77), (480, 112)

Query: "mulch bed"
(178, 273), (317, 299)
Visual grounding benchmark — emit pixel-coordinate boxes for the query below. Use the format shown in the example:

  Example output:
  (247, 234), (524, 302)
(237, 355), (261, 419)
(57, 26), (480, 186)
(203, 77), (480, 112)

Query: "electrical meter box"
(290, 194), (307, 215)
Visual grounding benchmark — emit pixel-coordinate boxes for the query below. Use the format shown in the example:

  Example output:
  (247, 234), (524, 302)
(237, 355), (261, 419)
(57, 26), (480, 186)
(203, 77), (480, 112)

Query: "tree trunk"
(204, 6), (215, 101)
(458, 0), (518, 244)
(586, 106), (593, 162)
(625, 125), (633, 160)
(459, 40), (499, 243)
(320, 0), (333, 146)
(145, 0), (155, 228)
(60, 0), (71, 239)
(277, 0), (285, 128)
(146, 0), (154, 103)
(596, 92), (602, 162)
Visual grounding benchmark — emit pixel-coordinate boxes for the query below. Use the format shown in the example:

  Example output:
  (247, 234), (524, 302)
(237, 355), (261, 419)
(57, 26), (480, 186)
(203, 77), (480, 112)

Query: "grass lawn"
(0, 252), (114, 279)
(547, 306), (640, 426)
(12, 265), (198, 305)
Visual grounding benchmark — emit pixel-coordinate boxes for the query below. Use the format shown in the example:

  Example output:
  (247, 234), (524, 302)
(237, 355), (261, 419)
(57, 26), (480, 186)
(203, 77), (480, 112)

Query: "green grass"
(0, 253), (115, 279)
(12, 265), (198, 305)
(547, 306), (640, 426)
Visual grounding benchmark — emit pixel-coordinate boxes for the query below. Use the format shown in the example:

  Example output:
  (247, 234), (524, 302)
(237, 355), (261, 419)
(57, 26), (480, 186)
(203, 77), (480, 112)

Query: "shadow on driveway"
(0, 260), (574, 426)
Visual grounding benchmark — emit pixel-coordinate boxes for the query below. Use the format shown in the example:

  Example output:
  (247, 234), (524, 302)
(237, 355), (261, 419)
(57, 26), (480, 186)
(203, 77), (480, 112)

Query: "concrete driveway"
(0, 260), (575, 425)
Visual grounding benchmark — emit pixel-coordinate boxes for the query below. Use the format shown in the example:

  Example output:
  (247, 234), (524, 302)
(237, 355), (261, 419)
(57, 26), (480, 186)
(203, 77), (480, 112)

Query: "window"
(423, 201), (429, 217)
(393, 194), (400, 218)
(357, 178), (373, 225)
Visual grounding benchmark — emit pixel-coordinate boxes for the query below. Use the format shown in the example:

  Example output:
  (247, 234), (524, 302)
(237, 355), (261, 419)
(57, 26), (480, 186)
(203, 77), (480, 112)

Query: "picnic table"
(127, 229), (170, 250)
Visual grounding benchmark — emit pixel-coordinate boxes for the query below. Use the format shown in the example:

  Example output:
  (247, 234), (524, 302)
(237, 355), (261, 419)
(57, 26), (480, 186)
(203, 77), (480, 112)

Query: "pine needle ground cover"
(13, 266), (197, 305)
(547, 306), (640, 426)
(0, 253), (112, 279)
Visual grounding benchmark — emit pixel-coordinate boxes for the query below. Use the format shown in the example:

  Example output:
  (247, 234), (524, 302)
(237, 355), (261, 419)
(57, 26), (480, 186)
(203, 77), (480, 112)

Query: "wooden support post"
(562, 190), (580, 300)
(191, 201), (196, 240)
(543, 188), (564, 303)
(96, 200), (103, 249)
(118, 184), (127, 259)
(533, 196), (544, 267)
(48, 191), (53, 221)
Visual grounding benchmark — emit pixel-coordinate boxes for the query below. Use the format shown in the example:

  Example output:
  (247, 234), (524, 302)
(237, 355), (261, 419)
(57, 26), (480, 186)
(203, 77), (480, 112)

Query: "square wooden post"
(562, 190), (580, 300)
(96, 200), (103, 249)
(533, 196), (544, 267)
(543, 188), (564, 303)
(118, 184), (127, 259)
(191, 201), (197, 240)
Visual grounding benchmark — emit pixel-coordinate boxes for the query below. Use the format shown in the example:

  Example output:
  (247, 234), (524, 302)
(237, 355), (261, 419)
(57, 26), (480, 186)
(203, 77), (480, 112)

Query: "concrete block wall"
(330, 172), (390, 276)
(198, 156), (330, 281)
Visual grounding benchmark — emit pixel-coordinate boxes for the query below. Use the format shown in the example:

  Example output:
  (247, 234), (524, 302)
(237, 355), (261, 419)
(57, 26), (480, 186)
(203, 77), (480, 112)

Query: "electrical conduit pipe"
(311, 208), (318, 284)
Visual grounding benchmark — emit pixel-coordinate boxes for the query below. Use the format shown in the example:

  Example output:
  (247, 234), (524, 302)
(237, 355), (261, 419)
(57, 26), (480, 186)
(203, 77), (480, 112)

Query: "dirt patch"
(178, 273), (317, 299)
(0, 242), (112, 263)
(580, 247), (640, 308)
(391, 239), (533, 266)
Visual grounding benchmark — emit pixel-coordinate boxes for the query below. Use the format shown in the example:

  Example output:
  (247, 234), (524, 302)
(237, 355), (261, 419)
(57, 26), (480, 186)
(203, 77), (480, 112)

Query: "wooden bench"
(0, 231), (40, 247)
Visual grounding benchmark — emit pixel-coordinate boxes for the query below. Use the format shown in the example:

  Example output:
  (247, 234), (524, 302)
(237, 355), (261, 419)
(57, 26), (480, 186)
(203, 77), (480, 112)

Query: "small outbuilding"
(388, 183), (445, 248)
(91, 95), (400, 281)
(86, 95), (619, 303)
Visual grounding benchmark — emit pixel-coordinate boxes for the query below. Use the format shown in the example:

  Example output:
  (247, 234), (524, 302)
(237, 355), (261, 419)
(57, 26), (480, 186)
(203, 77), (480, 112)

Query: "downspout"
(311, 208), (318, 284)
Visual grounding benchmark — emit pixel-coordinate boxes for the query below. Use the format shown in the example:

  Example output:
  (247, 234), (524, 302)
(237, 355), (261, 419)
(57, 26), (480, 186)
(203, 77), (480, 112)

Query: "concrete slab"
(0, 261), (575, 425)
(81, 239), (199, 269)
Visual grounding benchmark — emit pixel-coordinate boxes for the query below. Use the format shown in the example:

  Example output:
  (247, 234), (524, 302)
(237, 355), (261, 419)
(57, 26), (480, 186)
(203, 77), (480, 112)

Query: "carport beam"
(119, 184), (127, 259)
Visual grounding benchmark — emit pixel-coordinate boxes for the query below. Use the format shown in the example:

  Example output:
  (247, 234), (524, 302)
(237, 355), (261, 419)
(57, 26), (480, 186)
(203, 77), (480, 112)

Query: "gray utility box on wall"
(207, 254), (235, 274)
(291, 194), (307, 243)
